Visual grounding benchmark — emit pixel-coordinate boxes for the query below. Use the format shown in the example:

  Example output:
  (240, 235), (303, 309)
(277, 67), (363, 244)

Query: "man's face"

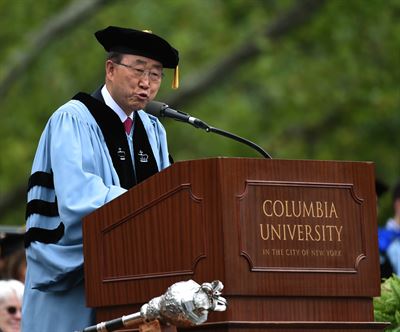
(0, 293), (22, 332)
(105, 54), (163, 115)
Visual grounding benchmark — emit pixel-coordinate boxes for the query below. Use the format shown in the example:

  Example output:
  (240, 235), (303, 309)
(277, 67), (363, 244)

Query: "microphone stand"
(206, 125), (272, 159)
(181, 117), (272, 159)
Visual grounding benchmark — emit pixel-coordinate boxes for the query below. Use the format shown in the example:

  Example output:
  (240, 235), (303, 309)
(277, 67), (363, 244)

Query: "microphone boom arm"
(180, 116), (272, 159)
(204, 125), (272, 159)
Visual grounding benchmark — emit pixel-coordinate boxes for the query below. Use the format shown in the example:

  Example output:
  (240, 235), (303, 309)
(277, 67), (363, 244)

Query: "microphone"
(144, 101), (272, 159)
(145, 101), (209, 130)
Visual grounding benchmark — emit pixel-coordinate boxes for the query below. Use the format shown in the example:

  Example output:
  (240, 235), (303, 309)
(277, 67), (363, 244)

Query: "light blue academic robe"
(22, 98), (170, 332)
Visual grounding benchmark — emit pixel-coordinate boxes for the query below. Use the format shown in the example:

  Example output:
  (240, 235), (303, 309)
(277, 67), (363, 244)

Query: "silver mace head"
(140, 280), (227, 327)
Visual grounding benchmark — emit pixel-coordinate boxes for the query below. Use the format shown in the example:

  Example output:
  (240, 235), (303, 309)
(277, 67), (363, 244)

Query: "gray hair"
(106, 51), (124, 63)
(0, 280), (24, 303)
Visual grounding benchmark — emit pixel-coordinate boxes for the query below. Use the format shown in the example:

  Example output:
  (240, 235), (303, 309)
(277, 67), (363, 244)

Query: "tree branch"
(165, 0), (327, 107)
(0, 0), (111, 100)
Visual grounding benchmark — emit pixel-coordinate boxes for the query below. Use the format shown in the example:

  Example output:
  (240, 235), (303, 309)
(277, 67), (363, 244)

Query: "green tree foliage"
(0, 0), (399, 225)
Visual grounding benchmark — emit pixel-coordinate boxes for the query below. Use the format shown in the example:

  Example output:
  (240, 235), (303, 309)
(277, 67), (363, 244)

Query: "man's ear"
(105, 60), (115, 81)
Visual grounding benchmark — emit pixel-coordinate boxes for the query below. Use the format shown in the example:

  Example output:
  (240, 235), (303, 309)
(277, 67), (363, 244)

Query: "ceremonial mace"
(80, 279), (227, 332)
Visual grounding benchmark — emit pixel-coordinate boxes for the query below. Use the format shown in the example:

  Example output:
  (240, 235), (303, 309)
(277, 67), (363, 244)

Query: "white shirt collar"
(101, 85), (133, 121)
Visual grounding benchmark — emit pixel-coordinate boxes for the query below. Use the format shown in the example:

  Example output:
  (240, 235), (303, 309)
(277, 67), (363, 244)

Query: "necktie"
(124, 117), (133, 134)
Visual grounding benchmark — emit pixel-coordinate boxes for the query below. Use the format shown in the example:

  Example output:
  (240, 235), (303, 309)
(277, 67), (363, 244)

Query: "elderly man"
(22, 26), (179, 332)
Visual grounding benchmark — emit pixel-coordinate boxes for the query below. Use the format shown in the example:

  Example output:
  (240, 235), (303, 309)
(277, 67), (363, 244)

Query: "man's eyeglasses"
(6, 306), (21, 315)
(113, 62), (164, 83)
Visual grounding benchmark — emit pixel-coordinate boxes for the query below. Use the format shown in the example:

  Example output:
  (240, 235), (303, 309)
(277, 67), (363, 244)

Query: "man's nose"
(138, 74), (151, 88)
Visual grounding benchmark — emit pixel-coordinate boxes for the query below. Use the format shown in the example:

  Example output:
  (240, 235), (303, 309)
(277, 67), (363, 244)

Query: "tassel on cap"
(172, 65), (179, 89)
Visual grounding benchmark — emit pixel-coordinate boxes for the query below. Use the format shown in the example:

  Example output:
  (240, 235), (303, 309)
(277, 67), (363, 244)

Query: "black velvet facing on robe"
(24, 222), (65, 248)
(25, 199), (59, 219)
(27, 171), (54, 192)
(73, 91), (135, 189)
(74, 90), (159, 188)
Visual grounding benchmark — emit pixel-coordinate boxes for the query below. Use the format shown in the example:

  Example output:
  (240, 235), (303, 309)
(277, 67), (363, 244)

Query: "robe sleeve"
(27, 103), (127, 291)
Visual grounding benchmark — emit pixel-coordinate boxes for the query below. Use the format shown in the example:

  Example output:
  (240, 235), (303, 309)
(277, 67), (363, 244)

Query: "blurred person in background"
(0, 229), (25, 283)
(0, 279), (24, 332)
(378, 181), (400, 277)
(4, 250), (25, 284)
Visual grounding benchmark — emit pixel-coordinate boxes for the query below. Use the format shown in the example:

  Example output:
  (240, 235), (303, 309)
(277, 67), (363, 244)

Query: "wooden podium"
(83, 158), (388, 331)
